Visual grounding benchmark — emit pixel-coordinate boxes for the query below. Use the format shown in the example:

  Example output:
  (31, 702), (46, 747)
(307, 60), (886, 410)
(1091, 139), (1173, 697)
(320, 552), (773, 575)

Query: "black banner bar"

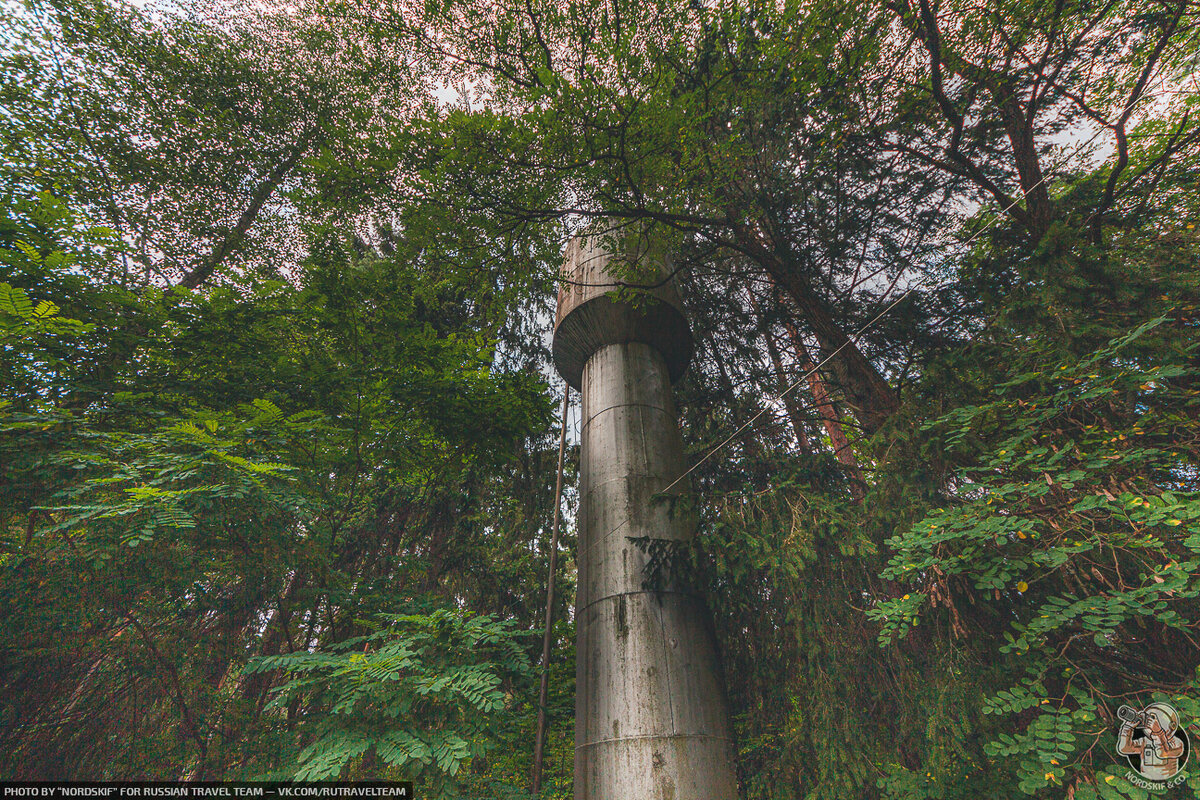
(0, 784), (414, 799)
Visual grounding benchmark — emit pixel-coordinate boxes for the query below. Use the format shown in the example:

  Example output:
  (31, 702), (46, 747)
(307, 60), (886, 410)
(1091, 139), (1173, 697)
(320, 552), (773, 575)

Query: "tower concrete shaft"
(553, 226), (737, 800)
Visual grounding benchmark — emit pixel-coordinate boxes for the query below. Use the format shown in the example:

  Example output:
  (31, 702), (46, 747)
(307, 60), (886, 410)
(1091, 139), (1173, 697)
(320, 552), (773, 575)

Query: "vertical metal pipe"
(552, 226), (737, 800)
(532, 389), (570, 794)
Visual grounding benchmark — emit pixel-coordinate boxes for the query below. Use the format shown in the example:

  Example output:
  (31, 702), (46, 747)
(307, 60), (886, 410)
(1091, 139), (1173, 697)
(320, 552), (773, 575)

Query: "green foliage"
(3, 0), (1198, 795)
(0, 92), (557, 784)
(872, 315), (1200, 797)
(15, 403), (311, 555)
(0, 281), (92, 339)
(246, 609), (532, 794)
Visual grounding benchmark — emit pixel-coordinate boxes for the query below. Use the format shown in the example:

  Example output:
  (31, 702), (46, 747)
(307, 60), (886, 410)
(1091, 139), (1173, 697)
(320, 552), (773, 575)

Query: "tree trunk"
(787, 325), (866, 502)
(729, 223), (899, 434)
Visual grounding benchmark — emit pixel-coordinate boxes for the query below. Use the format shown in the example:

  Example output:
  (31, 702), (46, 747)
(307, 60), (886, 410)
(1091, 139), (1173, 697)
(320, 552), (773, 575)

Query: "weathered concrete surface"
(554, 225), (736, 800)
(553, 229), (693, 391)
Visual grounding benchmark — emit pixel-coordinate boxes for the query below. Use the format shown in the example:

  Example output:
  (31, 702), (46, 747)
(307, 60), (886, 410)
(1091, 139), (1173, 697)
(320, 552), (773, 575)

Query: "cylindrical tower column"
(553, 224), (737, 800)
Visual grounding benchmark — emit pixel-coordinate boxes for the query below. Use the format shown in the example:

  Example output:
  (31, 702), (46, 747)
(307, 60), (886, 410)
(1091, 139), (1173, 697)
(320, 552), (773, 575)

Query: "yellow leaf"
(1017, 581), (1028, 593)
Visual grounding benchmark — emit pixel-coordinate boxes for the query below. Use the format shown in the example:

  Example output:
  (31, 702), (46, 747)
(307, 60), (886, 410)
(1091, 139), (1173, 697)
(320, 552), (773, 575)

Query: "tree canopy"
(2, 0), (1199, 797)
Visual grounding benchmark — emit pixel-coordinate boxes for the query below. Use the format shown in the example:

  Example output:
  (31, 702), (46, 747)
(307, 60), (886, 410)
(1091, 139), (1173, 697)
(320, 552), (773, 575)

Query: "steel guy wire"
(658, 121), (1116, 497)
(578, 122), (1115, 560)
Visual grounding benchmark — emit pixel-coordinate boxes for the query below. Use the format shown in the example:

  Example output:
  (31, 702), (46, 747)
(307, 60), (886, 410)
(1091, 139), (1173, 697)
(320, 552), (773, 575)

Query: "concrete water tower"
(552, 222), (737, 800)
